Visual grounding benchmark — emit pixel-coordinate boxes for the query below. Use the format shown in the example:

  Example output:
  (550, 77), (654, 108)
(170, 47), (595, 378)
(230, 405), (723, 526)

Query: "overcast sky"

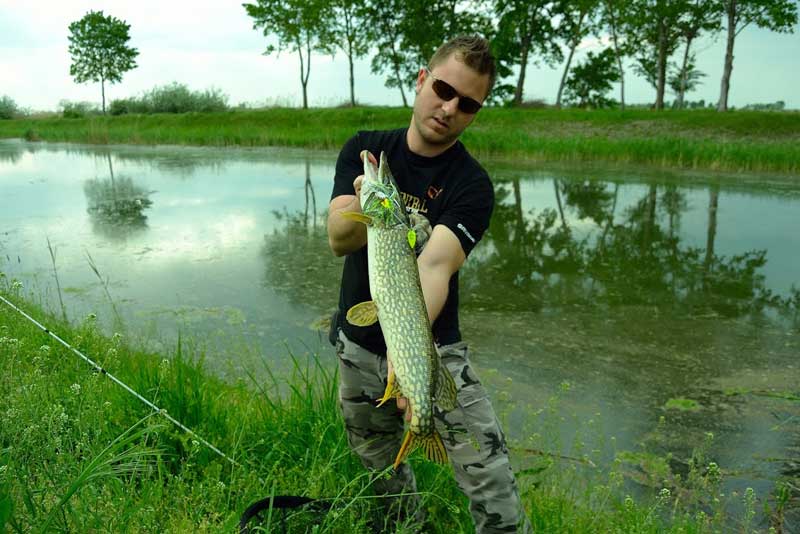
(1, 0), (798, 111)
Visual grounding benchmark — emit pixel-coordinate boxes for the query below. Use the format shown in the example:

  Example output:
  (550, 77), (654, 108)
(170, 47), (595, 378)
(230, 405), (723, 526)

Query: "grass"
(1, 107), (799, 174)
(0, 274), (792, 532)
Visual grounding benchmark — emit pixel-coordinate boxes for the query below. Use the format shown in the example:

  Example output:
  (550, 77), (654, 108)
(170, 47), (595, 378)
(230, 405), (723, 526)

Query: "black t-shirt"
(330, 128), (494, 355)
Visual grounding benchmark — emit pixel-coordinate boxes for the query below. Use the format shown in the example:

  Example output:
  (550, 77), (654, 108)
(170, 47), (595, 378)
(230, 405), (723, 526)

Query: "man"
(327, 36), (530, 533)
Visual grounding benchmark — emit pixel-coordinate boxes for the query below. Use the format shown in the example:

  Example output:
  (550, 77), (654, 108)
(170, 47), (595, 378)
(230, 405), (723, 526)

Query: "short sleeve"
(331, 133), (363, 201)
(436, 173), (494, 256)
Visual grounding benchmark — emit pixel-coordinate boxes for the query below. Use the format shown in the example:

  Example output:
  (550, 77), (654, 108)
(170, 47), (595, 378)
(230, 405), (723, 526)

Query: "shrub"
(109, 83), (229, 115)
(60, 100), (100, 118)
(0, 95), (18, 119)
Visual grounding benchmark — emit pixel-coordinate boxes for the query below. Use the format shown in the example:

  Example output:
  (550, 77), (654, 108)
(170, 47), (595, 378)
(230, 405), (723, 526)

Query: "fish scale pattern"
(368, 223), (438, 436)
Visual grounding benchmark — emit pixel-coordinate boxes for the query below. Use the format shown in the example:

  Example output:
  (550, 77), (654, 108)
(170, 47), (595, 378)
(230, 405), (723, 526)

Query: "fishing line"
(0, 293), (239, 467)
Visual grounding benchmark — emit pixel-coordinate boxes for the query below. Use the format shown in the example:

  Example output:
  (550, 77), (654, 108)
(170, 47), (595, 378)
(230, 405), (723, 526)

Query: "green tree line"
(7, 1), (796, 118)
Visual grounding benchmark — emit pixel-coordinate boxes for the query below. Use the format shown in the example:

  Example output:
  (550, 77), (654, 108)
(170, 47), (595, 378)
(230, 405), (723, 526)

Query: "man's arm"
(417, 224), (466, 322)
(327, 193), (367, 257)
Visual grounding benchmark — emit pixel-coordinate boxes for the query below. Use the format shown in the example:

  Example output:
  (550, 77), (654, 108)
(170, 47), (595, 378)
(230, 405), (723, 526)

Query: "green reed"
(0, 275), (790, 532)
(1, 107), (798, 173)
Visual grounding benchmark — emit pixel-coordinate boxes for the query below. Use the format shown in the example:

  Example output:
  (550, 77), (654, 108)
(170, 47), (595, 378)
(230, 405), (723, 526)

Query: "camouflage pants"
(336, 330), (532, 534)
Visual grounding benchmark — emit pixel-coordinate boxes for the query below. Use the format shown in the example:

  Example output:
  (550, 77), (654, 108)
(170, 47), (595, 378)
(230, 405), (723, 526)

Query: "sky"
(1, 0), (799, 112)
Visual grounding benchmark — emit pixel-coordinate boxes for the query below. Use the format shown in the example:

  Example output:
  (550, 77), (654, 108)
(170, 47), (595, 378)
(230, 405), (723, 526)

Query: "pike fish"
(342, 151), (458, 469)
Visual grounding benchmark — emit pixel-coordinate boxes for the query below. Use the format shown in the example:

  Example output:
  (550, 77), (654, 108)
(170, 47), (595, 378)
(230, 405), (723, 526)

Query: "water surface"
(1, 139), (798, 521)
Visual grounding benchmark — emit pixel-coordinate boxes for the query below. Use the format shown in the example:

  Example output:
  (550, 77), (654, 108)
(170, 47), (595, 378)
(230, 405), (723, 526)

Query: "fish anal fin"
(346, 301), (378, 327)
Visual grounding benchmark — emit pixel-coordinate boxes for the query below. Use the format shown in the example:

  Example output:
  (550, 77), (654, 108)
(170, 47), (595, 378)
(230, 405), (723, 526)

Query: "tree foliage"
(715, 0), (798, 111)
(363, 0), (491, 107)
(493, 0), (562, 106)
(68, 10), (139, 115)
(0, 95), (18, 120)
(563, 48), (620, 108)
(329, 0), (370, 106)
(244, 0), (334, 109)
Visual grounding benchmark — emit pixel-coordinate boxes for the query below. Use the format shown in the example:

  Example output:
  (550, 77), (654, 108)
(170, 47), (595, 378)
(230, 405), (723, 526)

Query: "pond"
(1, 139), (798, 521)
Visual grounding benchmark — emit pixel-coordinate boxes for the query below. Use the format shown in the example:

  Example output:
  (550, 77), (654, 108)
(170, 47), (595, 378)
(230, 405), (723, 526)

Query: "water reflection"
(260, 165), (341, 314)
(83, 154), (154, 241)
(463, 179), (797, 321)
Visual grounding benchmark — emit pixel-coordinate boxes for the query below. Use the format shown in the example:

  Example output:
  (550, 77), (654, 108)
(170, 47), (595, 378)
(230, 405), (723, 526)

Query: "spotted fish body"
(345, 151), (457, 469)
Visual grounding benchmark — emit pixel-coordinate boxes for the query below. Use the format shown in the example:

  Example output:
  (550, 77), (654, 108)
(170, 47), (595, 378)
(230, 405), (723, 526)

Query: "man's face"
(411, 54), (490, 150)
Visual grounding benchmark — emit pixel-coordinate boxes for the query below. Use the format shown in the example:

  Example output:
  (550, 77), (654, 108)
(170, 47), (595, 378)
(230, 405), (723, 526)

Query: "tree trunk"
(606, 1), (625, 110)
(677, 37), (693, 109)
(556, 43), (577, 108)
(298, 46), (308, 109)
(556, 9), (587, 109)
(101, 77), (106, 115)
(655, 19), (667, 110)
(717, 1), (736, 112)
(514, 36), (531, 106)
(553, 179), (568, 230)
(349, 51), (356, 107)
(389, 40), (408, 107)
(704, 187), (719, 272)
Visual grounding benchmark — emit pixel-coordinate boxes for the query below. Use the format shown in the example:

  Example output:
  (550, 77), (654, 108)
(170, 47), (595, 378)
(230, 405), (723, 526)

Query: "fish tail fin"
(392, 430), (448, 470)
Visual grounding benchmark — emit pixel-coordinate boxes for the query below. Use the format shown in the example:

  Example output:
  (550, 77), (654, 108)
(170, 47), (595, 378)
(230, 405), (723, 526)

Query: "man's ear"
(415, 67), (426, 94)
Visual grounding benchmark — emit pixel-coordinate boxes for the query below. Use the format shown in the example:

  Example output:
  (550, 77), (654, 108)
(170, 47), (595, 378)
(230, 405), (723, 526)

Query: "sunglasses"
(424, 68), (483, 114)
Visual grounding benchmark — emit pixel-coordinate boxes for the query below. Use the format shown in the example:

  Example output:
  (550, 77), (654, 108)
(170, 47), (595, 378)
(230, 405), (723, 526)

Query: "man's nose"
(441, 97), (459, 116)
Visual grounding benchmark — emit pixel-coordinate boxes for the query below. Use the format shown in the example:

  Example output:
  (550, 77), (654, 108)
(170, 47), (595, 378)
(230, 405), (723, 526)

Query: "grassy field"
(1, 107), (799, 174)
(0, 275), (785, 533)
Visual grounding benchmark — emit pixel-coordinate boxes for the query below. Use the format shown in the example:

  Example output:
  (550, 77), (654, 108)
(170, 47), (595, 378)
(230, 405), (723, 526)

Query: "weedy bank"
(0, 278), (790, 532)
(1, 107), (798, 174)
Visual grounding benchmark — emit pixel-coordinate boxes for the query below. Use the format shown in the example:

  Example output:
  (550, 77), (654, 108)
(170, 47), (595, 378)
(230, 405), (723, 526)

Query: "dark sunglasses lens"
(431, 79), (457, 101)
(458, 98), (482, 114)
(431, 78), (481, 114)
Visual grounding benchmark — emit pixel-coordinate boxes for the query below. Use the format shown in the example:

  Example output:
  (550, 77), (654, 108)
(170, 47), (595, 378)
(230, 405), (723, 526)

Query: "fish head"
(360, 151), (409, 228)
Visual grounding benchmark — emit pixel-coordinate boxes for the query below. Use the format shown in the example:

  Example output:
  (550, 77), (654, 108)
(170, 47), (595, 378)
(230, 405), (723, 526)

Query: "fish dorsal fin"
(434, 359), (458, 411)
(346, 301), (378, 327)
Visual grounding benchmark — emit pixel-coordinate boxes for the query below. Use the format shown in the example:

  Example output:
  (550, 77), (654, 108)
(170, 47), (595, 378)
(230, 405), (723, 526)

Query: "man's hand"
(387, 357), (412, 422)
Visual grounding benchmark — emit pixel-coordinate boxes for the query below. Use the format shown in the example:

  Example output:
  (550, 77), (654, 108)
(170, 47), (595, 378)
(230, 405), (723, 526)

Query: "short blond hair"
(428, 35), (496, 98)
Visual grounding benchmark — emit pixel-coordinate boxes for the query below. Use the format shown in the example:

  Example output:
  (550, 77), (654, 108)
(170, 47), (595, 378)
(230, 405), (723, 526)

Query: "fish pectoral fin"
(435, 361), (458, 412)
(345, 301), (378, 327)
(339, 211), (372, 225)
(376, 367), (403, 407)
(393, 430), (448, 470)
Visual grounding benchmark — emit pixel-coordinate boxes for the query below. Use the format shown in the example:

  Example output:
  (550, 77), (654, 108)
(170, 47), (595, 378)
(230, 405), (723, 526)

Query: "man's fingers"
(360, 150), (378, 166)
(353, 175), (364, 199)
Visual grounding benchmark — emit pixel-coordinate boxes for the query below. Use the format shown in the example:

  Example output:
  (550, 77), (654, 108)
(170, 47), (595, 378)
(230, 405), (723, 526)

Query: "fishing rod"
(0, 293), (239, 467)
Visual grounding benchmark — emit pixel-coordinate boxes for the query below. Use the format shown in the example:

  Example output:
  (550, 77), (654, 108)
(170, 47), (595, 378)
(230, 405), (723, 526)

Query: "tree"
(668, 54), (706, 106)
(563, 48), (621, 108)
(364, 0), (490, 107)
(68, 11), (139, 115)
(599, 0), (634, 110)
(329, 0), (370, 106)
(673, 0), (722, 109)
(244, 0), (333, 109)
(554, 0), (600, 108)
(494, 0), (562, 106)
(628, 0), (686, 110)
(715, 0), (798, 112)
(362, 0), (413, 106)
(0, 95), (18, 120)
